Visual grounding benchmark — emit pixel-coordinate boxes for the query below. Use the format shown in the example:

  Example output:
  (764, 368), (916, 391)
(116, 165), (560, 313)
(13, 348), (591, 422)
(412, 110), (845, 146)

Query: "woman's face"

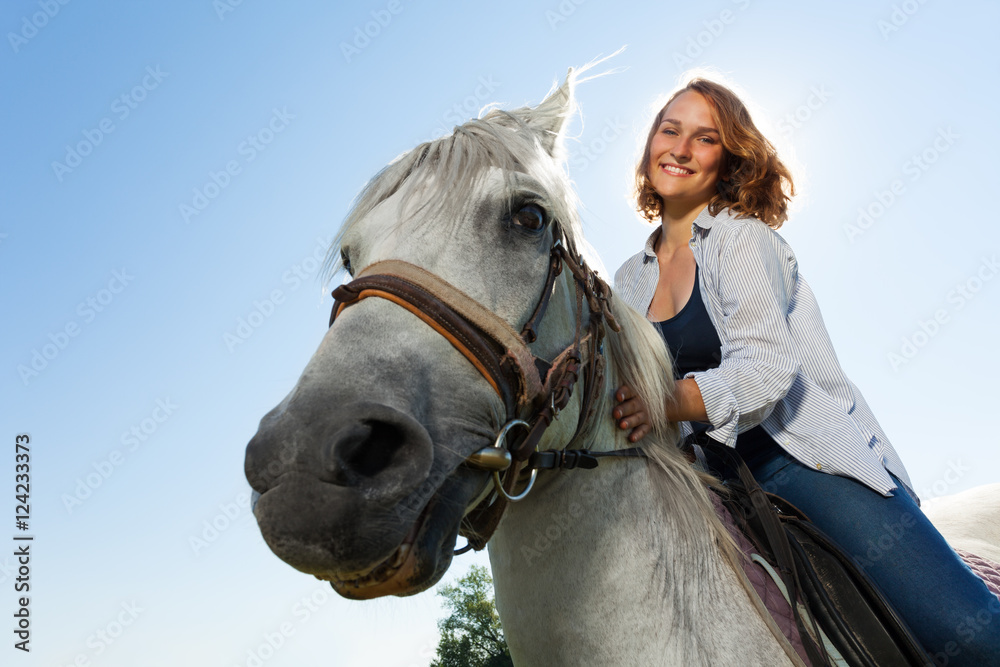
(647, 91), (725, 212)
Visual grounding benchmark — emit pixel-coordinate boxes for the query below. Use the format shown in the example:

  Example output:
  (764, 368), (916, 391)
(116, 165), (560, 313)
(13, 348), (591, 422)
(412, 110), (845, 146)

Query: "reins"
(329, 232), (645, 552)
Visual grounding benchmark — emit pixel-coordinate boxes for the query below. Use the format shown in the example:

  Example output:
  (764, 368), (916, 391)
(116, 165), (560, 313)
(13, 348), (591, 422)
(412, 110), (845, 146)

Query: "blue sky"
(2, 1), (998, 665)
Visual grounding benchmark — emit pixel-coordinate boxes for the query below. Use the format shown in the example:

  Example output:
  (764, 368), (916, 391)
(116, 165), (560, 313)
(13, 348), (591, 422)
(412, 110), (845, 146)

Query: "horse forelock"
(322, 92), (585, 286)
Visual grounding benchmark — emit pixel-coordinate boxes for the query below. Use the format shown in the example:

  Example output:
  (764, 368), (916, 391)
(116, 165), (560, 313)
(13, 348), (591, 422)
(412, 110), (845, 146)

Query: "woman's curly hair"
(635, 78), (794, 229)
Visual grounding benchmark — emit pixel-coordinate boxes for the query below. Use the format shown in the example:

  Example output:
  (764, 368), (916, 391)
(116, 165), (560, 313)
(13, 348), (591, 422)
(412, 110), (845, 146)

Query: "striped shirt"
(614, 206), (915, 498)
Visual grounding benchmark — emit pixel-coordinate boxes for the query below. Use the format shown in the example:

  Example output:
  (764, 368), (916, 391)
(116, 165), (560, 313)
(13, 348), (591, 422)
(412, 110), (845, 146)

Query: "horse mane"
(600, 300), (739, 560)
(324, 69), (737, 562)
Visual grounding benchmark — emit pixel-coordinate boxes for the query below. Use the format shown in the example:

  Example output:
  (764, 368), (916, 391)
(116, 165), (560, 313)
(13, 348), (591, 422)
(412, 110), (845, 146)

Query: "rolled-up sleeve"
(690, 223), (801, 445)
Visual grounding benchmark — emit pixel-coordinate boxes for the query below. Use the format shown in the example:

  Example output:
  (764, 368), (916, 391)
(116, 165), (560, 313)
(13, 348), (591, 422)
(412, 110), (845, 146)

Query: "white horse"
(244, 68), (1000, 666)
(923, 486), (1000, 565)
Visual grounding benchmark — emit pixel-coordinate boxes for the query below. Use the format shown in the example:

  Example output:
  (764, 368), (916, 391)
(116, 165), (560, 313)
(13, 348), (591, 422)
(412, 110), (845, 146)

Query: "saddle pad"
(709, 490), (811, 664)
(956, 549), (1000, 600)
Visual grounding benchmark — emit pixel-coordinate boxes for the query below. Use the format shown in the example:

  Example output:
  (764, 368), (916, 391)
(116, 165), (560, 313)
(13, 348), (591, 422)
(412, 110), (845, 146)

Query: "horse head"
(245, 70), (657, 599)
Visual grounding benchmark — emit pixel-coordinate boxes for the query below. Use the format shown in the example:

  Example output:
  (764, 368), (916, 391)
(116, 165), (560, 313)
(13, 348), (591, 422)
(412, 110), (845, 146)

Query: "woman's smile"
(658, 162), (695, 176)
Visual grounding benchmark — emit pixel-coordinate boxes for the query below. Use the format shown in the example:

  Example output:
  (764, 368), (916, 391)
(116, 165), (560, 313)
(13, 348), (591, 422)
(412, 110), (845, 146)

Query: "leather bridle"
(329, 231), (645, 551)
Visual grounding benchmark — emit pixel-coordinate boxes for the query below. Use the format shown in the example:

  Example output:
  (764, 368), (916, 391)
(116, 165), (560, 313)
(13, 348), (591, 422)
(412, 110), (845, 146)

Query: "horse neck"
(487, 415), (795, 666)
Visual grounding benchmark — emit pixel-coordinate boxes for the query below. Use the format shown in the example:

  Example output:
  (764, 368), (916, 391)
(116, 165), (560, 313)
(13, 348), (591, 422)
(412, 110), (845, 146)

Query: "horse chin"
(322, 488), (466, 600)
(252, 436), (490, 599)
(322, 498), (439, 598)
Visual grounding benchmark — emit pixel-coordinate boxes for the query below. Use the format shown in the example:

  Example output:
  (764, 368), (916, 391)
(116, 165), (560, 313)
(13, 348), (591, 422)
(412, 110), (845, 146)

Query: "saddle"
(692, 439), (935, 667)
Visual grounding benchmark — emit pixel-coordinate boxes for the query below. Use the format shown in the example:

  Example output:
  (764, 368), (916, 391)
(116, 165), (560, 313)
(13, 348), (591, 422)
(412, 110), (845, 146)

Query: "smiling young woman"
(610, 77), (1000, 663)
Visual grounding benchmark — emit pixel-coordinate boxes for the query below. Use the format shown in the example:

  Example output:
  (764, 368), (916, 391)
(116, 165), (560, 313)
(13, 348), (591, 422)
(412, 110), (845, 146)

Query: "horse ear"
(522, 68), (576, 158)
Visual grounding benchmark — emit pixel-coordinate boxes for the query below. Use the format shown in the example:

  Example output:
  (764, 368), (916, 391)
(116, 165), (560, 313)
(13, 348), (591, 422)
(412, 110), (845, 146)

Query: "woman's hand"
(613, 385), (651, 443)
(612, 380), (709, 443)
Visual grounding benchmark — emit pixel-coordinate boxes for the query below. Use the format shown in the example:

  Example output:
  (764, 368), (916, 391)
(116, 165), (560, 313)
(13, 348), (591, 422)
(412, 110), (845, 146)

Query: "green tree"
(430, 565), (513, 667)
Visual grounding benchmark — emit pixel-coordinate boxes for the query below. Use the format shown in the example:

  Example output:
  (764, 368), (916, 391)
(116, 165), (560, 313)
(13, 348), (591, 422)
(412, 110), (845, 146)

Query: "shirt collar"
(644, 207), (719, 261)
(643, 206), (715, 262)
(641, 226), (660, 261)
(692, 205), (719, 230)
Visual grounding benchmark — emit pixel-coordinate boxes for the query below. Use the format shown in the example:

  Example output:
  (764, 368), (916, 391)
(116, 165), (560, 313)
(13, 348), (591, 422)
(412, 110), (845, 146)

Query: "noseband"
(329, 233), (643, 551)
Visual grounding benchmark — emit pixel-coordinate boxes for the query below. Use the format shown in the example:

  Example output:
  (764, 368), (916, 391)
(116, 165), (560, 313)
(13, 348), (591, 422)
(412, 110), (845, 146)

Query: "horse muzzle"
(245, 401), (436, 574)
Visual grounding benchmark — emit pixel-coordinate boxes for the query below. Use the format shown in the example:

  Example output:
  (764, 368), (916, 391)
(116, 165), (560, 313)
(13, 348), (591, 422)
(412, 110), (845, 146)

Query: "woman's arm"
(693, 222), (800, 444)
(615, 221), (801, 443)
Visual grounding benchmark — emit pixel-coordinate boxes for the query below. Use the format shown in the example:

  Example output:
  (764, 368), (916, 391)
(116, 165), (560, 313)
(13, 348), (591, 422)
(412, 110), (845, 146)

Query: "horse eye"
(512, 204), (546, 231)
(340, 249), (353, 276)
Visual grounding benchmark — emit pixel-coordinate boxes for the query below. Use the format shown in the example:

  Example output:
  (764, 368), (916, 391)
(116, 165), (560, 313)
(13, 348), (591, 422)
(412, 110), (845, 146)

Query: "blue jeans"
(741, 443), (1000, 666)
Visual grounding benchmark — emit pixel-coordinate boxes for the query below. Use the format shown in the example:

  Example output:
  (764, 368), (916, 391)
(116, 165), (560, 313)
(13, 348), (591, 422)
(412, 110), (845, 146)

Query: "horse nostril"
(330, 420), (406, 484)
(246, 400), (433, 503)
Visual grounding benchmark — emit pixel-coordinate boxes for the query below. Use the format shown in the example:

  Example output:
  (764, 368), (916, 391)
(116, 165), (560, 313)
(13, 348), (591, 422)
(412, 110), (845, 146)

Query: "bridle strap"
(460, 244), (628, 551)
(509, 288), (585, 465)
(330, 259), (545, 416)
(339, 284), (509, 399)
(519, 247), (563, 344)
(529, 447), (646, 470)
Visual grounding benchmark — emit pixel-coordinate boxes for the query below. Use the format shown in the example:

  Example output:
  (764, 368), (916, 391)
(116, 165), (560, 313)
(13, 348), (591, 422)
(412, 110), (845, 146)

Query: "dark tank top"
(655, 265), (722, 379)
(653, 264), (776, 463)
